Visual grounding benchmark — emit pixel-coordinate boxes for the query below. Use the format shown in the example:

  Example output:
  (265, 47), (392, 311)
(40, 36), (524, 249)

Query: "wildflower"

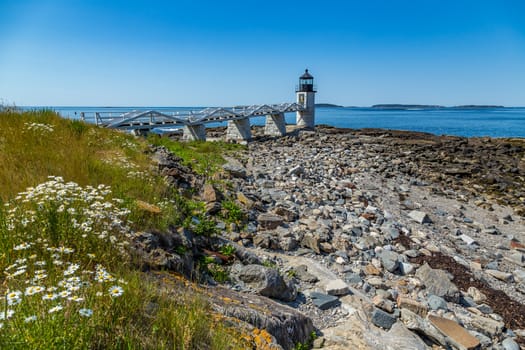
(4, 263), (17, 271)
(15, 258), (27, 264)
(79, 308), (93, 317)
(24, 315), (37, 323)
(6, 290), (22, 305)
(0, 309), (15, 320)
(48, 305), (63, 313)
(13, 242), (31, 250)
(42, 293), (58, 301)
(59, 290), (71, 298)
(9, 268), (26, 278)
(25, 286), (45, 296)
(68, 295), (84, 303)
(35, 261), (46, 266)
(108, 285), (124, 298)
(33, 272), (47, 280)
(64, 264), (80, 276)
(87, 253), (96, 259)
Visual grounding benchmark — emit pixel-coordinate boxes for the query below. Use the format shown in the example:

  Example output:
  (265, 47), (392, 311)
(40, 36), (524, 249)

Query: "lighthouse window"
(299, 94), (305, 104)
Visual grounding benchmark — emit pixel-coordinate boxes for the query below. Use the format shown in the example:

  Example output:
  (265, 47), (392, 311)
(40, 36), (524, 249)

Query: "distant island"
(315, 104), (506, 109)
(370, 104), (505, 110)
(452, 105), (505, 109)
(371, 104), (442, 109)
(315, 103), (344, 107)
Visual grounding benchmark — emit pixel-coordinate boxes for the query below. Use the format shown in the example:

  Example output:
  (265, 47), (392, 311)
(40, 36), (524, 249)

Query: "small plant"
(286, 269), (297, 278)
(262, 260), (278, 269)
(294, 331), (318, 350)
(192, 217), (219, 237)
(207, 263), (230, 283)
(221, 200), (246, 227)
(219, 244), (236, 257)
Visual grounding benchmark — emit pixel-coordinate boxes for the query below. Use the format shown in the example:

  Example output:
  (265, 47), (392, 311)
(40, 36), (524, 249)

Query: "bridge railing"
(79, 102), (305, 129)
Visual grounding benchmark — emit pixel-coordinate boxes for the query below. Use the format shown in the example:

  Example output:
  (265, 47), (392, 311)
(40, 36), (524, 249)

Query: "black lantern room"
(296, 69), (316, 92)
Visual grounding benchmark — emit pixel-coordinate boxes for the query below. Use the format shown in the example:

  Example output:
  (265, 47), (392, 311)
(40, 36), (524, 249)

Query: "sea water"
(25, 106), (525, 138)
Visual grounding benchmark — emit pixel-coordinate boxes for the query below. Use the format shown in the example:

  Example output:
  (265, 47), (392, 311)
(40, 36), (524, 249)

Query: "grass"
(148, 135), (245, 178)
(0, 109), (249, 349)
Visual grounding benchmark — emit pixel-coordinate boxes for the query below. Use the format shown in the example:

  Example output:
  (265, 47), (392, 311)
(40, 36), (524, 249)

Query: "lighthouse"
(296, 69), (316, 129)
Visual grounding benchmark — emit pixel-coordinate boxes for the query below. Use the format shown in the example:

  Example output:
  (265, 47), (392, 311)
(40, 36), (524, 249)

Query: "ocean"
(25, 106), (525, 138)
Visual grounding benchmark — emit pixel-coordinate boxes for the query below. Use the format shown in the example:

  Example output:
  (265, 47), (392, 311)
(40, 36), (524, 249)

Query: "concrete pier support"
(182, 124), (206, 141)
(226, 118), (252, 141)
(264, 113), (286, 136)
(296, 110), (315, 129)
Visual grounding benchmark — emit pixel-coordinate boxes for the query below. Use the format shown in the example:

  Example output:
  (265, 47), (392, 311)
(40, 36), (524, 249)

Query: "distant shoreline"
(316, 103), (507, 109)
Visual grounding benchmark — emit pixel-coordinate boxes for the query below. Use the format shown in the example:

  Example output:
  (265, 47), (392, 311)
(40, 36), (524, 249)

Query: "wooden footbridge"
(79, 70), (317, 141)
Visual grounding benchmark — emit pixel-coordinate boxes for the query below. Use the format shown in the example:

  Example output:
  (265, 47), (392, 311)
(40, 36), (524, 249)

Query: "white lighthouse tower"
(296, 69), (316, 129)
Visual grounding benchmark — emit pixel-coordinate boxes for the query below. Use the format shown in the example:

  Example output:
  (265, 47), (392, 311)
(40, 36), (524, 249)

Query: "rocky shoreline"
(148, 126), (525, 349)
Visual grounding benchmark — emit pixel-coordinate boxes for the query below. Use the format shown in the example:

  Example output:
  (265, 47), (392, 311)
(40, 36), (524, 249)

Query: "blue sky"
(1, 0), (524, 106)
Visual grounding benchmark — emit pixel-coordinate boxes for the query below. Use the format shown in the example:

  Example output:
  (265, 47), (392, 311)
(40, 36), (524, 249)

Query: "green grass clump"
(148, 135), (245, 177)
(0, 109), (248, 349)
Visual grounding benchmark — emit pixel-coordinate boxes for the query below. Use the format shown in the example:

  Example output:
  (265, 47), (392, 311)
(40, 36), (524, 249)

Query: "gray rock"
(427, 295), (448, 311)
(345, 272), (363, 285)
(295, 265), (319, 283)
(399, 262), (415, 275)
(477, 303), (493, 314)
(467, 286), (487, 303)
(459, 234), (477, 246)
(371, 308), (397, 329)
(380, 250), (400, 273)
(234, 245), (262, 265)
(416, 263), (459, 302)
(482, 227), (501, 235)
(222, 163), (247, 178)
(469, 313), (504, 337)
(501, 338), (520, 350)
(459, 295), (477, 308)
(279, 236), (298, 251)
(486, 260), (499, 270)
(486, 269), (513, 282)
(212, 285), (314, 350)
(404, 249), (420, 258)
(325, 279), (350, 296)
(507, 251), (525, 267)
(237, 264), (297, 301)
(384, 322), (430, 350)
(408, 210), (432, 224)
(300, 233), (321, 254)
(257, 213), (284, 230)
(309, 292), (340, 310)
(471, 330), (492, 348)
(513, 269), (525, 283)
(288, 165), (305, 176)
(400, 309), (448, 347)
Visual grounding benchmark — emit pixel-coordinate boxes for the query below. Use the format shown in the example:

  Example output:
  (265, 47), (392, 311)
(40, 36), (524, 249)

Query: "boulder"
(257, 213), (284, 230)
(211, 285), (314, 350)
(408, 210), (432, 224)
(309, 292), (340, 310)
(429, 315), (480, 350)
(415, 263), (459, 302)
(201, 183), (222, 203)
(379, 250), (400, 273)
(222, 163), (247, 178)
(371, 308), (397, 330)
(325, 279), (350, 296)
(300, 233), (321, 254)
(237, 264), (297, 302)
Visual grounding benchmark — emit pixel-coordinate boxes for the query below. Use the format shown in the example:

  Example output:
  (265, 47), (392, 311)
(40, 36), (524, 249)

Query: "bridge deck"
(80, 103), (304, 130)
